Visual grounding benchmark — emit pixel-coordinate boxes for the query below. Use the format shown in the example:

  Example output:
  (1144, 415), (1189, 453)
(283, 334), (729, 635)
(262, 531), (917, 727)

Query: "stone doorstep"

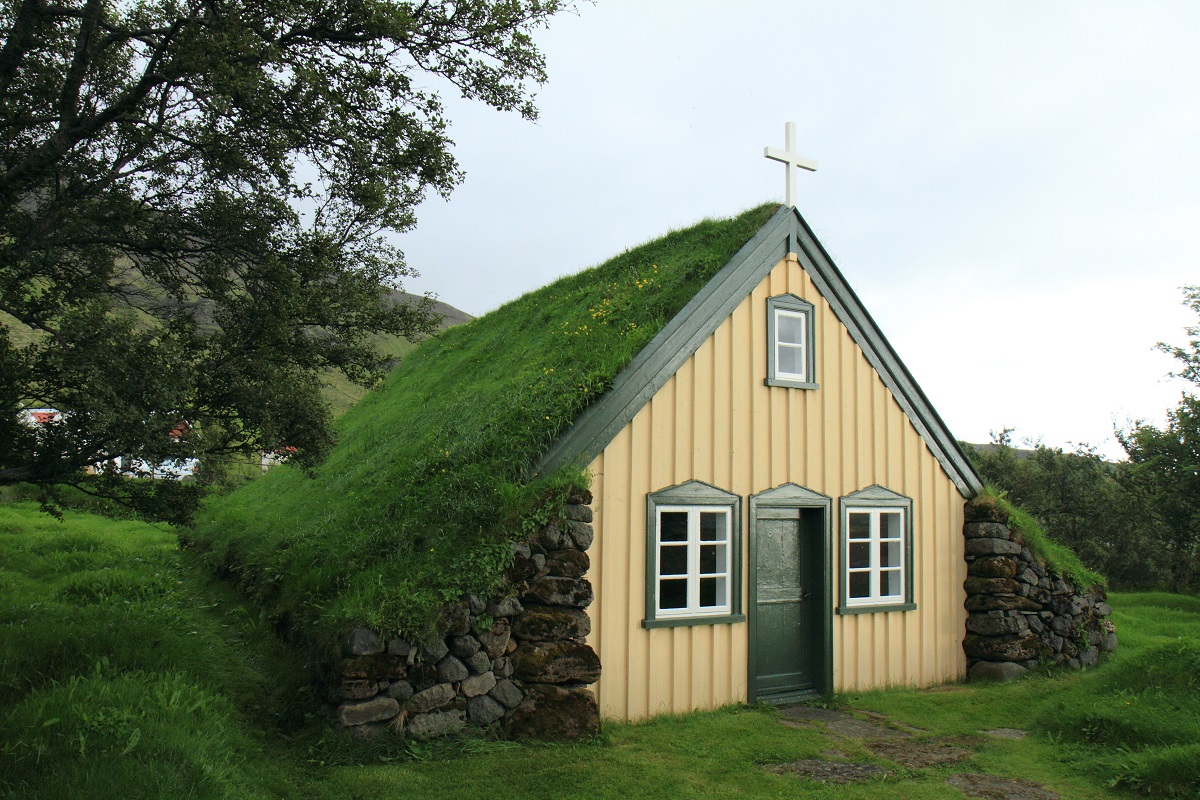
(777, 705), (846, 723)
(946, 773), (1060, 800)
(776, 705), (911, 739)
(765, 759), (891, 784)
(775, 704), (1066, 793)
(865, 736), (976, 769)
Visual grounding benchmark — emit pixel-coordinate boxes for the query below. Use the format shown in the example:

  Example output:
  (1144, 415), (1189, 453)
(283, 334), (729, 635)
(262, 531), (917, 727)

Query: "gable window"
(644, 481), (744, 628)
(837, 486), (916, 614)
(766, 294), (817, 389)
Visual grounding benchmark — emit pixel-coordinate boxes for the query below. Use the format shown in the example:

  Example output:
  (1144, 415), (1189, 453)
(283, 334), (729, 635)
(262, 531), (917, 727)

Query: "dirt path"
(769, 705), (1060, 799)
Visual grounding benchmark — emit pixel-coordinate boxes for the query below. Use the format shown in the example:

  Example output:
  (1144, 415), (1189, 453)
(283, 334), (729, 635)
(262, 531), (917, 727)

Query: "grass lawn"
(2, 502), (1196, 799)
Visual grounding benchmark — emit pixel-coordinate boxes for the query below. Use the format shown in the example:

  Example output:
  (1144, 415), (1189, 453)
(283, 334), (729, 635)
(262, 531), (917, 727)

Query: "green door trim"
(747, 483), (834, 704)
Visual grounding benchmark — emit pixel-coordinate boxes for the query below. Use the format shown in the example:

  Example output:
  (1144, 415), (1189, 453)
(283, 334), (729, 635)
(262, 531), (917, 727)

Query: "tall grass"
(1042, 593), (1200, 796)
(851, 591), (1200, 798)
(0, 503), (313, 799)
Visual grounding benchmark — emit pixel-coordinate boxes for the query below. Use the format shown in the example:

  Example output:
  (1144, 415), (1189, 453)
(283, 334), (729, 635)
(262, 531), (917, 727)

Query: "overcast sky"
(398, 1), (1200, 459)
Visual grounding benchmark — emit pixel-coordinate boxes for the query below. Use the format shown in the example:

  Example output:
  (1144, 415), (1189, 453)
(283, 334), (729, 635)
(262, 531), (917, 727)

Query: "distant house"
(19, 407), (198, 480)
(533, 206), (981, 716)
(18, 408), (62, 426)
(260, 446), (297, 472)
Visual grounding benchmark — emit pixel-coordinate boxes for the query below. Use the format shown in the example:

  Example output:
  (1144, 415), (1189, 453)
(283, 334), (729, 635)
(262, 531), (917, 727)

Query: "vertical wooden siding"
(587, 256), (967, 721)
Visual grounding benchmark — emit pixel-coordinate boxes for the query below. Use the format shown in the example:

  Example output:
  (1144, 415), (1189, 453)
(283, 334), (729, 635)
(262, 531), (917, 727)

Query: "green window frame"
(765, 293), (818, 389)
(643, 481), (745, 629)
(837, 485), (916, 615)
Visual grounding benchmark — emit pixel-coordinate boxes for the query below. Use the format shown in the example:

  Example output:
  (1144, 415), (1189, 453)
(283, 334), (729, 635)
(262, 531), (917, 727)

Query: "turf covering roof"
(191, 203), (782, 646)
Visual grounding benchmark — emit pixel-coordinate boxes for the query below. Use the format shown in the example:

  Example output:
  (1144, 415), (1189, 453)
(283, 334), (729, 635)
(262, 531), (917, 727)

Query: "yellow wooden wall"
(586, 254), (967, 721)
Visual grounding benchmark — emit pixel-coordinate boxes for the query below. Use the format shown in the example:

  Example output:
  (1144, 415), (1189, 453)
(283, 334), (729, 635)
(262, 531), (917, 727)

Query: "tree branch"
(0, 0), (45, 96)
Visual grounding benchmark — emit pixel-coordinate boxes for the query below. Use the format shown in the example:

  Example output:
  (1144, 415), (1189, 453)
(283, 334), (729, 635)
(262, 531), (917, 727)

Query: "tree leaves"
(0, 0), (565, 520)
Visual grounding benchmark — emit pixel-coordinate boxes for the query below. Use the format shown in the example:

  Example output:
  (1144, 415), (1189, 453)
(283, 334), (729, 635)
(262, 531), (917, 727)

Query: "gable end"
(536, 207), (982, 498)
(535, 205), (795, 475)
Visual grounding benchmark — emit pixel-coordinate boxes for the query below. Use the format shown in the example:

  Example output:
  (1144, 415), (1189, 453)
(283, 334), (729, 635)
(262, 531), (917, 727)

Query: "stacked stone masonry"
(962, 502), (1117, 681)
(324, 488), (601, 740)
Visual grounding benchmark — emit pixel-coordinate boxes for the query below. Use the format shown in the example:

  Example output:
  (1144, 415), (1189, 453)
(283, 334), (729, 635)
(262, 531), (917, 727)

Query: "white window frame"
(765, 294), (817, 389)
(643, 481), (744, 629)
(654, 505), (733, 618)
(774, 307), (808, 382)
(844, 508), (905, 606)
(837, 485), (916, 614)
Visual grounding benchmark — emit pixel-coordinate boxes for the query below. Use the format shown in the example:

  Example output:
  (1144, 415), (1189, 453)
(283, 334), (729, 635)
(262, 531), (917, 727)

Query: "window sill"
(836, 602), (916, 615)
(642, 613), (746, 629)
(764, 378), (819, 390)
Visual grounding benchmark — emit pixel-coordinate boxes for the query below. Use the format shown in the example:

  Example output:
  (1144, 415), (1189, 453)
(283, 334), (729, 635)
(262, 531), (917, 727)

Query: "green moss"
(973, 487), (1107, 590)
(190, 203), (781, 648)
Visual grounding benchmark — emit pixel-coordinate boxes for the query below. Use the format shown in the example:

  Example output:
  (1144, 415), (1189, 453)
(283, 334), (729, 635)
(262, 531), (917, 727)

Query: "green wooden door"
(753, 508), (825, 700)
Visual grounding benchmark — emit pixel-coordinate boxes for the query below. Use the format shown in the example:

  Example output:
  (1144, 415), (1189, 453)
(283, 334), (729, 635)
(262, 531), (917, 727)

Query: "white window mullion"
(687, 511), (700, 613)
(870, 509), (880, 600)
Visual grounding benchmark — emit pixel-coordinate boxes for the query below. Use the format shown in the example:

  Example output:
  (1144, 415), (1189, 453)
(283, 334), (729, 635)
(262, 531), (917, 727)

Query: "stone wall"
(323, 488), (601, 740)
(962, 500), (1117, 681)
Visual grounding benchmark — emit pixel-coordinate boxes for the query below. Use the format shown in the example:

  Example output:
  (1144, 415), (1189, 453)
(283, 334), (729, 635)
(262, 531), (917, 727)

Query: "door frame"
(747, 483), (834, 704)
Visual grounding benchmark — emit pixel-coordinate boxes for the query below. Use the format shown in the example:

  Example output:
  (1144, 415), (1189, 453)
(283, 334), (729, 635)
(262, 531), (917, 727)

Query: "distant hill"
(322, 293), (473, 415)
(960, 442), (1037, 461)
(387, 291), (474, 329)
(2, 282), (472, 418)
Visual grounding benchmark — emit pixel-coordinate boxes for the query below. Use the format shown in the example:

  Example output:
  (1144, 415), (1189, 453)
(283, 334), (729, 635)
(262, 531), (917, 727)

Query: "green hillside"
(190, 203), (780, 648)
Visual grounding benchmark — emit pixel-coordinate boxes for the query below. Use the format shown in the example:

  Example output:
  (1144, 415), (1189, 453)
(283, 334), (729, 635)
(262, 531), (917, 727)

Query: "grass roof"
(190, 203), (781, 648)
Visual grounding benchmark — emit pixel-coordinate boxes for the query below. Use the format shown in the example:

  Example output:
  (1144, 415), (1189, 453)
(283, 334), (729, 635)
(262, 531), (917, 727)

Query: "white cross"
(764, 122), (818, 207)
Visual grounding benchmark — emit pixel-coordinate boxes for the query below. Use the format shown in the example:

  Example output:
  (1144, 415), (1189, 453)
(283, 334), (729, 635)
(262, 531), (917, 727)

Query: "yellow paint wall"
(586, 255), (967, 721)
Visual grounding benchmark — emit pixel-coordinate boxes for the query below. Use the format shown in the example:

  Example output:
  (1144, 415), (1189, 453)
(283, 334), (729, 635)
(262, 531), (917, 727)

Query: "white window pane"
(777, 344), (804, 377)
(777, 311), (804, 344)
(659, 544), (687, 576)
(848, 512), (870, 539)
(880, 569), (902, 597)
(700, 511), (726, 541)
(849, 571), (870, 599)
(880, 512), (903, 539)
(653, 504), (735, 618)
(699, 543), (727, 575)
(659, 579), (687, 609)
(699, 576), (726, 608)
(879, 540), (902, 568)
(849, 541), (870, 569)
(660, 511), (687, 541)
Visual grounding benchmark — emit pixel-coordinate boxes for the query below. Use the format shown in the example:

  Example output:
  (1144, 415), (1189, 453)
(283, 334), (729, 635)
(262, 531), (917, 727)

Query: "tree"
(0, 0), (565, 522)
(965, 431), (1172, 590)
(1118, 286), (1200, 591)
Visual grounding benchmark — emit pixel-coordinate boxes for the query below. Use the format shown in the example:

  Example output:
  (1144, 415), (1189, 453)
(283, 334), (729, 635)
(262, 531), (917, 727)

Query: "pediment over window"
(751, 483), (831, 510)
